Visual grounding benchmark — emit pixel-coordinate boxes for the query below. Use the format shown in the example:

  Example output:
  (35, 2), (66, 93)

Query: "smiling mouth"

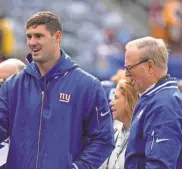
(111, 108), (116, 113)
(31, 47), (41, 52)
(33, 49), (41, 52)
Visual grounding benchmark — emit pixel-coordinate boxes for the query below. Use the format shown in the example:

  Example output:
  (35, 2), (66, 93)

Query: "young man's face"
(26, 25), (59, 63)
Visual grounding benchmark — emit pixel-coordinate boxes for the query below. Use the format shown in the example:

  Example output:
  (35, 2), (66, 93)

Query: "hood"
(24, 49), (78, 81)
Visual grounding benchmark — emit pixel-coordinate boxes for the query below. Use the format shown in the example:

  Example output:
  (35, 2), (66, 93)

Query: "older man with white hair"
(0, 58), (25, 168)
(124, 36), (182, 169)
(0, 58), (25, 85)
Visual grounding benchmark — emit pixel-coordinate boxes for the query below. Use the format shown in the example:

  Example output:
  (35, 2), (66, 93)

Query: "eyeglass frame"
(125, 58), (149, 74)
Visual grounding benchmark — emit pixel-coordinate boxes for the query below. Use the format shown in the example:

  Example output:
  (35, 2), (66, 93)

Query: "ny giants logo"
(59, 93), (71, 103)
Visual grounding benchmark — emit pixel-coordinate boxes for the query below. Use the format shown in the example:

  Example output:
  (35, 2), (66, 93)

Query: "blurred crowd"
(0, 1), (182, 168)
(0, 0), (182, 80)
(148, 0), (182, 54)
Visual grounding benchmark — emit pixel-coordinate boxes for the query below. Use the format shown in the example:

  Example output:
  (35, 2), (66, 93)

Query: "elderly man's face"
(124, 47), (151, 94)
(0, 64), (18, 83)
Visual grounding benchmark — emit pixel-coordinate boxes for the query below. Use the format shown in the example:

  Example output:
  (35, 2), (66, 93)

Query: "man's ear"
(148, 60), (155, 74)
(55, 31), (62, 42)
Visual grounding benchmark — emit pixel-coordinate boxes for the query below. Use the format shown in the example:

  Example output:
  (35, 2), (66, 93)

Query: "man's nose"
(109, 100), (114, 106)
(28, 37), (37, 45)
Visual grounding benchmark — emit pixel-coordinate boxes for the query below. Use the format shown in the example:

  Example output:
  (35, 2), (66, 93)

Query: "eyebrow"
(26, 33), (44, 36)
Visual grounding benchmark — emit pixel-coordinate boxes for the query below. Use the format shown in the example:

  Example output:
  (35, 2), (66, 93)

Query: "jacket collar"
(25, 49), (78, 80)
(141, 74), (178, 97)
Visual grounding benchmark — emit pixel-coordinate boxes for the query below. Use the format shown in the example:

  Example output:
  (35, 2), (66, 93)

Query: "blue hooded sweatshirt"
(0, 50), (114, 169)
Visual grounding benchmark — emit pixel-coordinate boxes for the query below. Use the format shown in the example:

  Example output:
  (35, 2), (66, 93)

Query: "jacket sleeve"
(72, 79), (115, 169)
(0, 82), (9, 143)
(144, 106), (182, 169)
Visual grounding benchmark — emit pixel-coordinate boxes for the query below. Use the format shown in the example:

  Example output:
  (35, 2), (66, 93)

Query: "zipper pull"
(151, 130), (155, 150)
(95, 107), (100, 125)
(42, 91), (45, 101)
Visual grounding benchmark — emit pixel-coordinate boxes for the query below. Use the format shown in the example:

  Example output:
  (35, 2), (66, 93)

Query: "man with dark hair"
(0, 11), (114, 169)
(26, 11), (63, 35)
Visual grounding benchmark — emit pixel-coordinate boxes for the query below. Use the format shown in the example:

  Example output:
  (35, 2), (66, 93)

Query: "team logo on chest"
(59, 93), (71, 103)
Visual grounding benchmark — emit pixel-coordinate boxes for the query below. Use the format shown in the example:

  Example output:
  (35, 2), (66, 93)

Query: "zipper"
(151, 130), (155, 151)
(35, 91), (45, 169)
(95, 107), (100, 125)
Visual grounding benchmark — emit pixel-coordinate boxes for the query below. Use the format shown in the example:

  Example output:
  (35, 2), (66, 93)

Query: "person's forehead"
(26, 24), (49, 35)
(0, 65), (17, 79)
(125, 47), (143, 65)
(115, 85), (123, 96)
(0, 69), (10, 79)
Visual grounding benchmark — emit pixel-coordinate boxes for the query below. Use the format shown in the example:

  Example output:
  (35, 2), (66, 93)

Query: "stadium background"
(0, 0), (182, 166)
(0, 0), (182, 80)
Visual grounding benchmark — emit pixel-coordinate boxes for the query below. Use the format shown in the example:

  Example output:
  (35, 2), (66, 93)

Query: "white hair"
(126, 36), (168, 73)
(0, 58), (25, 72)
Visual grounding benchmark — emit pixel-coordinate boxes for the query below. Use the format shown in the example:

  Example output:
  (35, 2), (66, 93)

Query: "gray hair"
(126, 36), (168, 73)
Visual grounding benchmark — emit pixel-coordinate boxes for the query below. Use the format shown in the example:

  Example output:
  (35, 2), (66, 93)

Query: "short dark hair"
(26, 11), (63, 35)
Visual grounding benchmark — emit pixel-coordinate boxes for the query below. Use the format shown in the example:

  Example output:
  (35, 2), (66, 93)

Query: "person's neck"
(156, 74), (169, 84)
(120, 115), (131, 130)
(141, 73), (167, 95)
(37, 50), (61, 76)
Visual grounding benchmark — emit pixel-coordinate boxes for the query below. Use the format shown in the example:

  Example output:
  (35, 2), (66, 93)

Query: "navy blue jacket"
(0, 50), (114, 169)
(125, 76), (182, 169)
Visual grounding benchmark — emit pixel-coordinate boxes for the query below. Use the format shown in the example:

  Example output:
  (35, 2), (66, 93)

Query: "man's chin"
(132, 81), (138, 89)
(32, 56), (43, 63)
(133, 83), (141, 93)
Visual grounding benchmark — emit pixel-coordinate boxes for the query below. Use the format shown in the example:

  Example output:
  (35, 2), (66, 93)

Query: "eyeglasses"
(125, 58), (149, 74)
